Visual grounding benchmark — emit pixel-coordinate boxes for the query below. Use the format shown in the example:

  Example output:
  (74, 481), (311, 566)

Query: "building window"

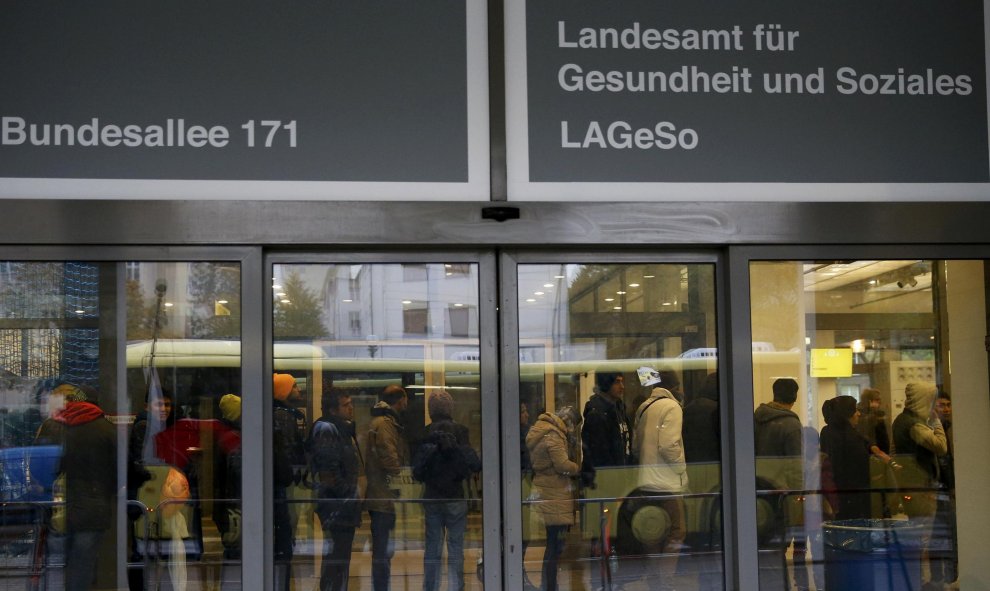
(125, 262), (141, 282)
(403, 264), (428, 282)
(448, 305), (471, 337)
(403, 306), (428, 334)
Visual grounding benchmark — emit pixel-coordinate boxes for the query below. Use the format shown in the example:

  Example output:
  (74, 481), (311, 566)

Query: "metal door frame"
(0, 246), (264, 591)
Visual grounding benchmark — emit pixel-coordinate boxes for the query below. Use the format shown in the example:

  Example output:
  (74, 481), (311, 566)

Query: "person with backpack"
(308, 390), (364, 591)
(627, 367), (688, 563)
(412, 390), (481, 591)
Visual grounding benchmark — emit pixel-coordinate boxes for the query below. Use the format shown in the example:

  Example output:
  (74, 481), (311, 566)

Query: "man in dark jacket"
(35, 383), (115, 591)
(309, 390), (364, 591)
(582, 371), (632, 469)
(413, 391), (481, 591)
(753, 377), (807, 591)
(683, 371), (720, 464)
(273, 373), (307, 590)
(754, 378), (803, 489)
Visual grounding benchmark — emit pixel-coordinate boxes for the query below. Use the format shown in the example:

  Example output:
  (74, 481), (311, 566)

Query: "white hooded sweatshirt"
(633, 387), (688, 493)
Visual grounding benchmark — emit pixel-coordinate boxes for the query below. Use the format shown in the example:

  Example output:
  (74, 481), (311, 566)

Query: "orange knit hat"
(273, 373), (296, 401)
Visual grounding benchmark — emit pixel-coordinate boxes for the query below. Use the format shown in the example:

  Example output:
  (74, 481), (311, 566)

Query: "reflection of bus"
(125, 337), (484, 433)
(125, 339), (803, 554)
(125, 337), (802, 459)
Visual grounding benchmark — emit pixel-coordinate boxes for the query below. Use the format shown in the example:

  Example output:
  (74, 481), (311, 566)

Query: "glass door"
(500, 254), (727, 591)
(0, 251), (256, 591)
(265, 253), (500, 591)
(747, 258), (989, 591)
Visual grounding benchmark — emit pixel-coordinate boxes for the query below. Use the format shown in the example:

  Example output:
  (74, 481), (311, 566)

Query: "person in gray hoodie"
(754, 378), (803, 490)
(893, 382), (948, 506)
(753, 378), (807, 591)
(892, 382), (948, 591)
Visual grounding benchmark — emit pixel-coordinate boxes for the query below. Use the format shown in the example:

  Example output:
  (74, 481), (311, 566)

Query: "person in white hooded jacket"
(630, 368), (688, 559)
(635, 386), (689, 497)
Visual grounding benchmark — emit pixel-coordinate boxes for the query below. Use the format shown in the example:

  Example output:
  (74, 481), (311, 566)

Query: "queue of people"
(524, 367), (696, 591)
(756, 378), (955, 591)
(303, 380), (482, 591)
(21, 370), (954, 591)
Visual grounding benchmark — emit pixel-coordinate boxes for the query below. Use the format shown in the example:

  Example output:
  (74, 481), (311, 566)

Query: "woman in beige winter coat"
(526, 407), (581, 591)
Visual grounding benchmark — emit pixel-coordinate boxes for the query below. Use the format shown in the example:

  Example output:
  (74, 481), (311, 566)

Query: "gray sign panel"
(0, 1), (469, 183)
(524, 0), (988, 183)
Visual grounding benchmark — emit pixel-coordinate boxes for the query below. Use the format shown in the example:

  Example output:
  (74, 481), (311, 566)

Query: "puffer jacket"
(633, 388), (688, 493)
(526, 413), (579, 526)
(364, 402), (409, 513)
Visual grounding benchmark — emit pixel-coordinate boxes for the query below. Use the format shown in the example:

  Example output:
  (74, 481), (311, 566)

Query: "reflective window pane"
(517, 263), (723, 591)
(750, 260), (983, 590)
(271, 263), (484, 591)
(0, 261), (242, 590)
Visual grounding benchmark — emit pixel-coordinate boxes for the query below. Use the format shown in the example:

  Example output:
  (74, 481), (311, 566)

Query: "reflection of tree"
(569, 264), (612, 299)
(0, 263), (74, 378)
(126, 279), (156, 340)
(274, 271), (328, 340)
(189, 263), (240, 339)
(0, 262), (64, 319)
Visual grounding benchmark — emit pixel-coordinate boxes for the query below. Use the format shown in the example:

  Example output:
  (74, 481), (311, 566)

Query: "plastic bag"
(160, 466), (190, 518)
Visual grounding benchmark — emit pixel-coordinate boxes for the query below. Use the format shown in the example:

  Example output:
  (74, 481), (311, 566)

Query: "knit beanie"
(219, 394), (242, 422)
(428, 390), (454, 419)
(273, 373), (296, 401)
(52, 383), (97, 403)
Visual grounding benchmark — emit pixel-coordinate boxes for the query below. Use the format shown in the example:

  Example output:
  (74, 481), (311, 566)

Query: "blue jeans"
(423, 500), (468, 591)
(369, 510), (396, 591)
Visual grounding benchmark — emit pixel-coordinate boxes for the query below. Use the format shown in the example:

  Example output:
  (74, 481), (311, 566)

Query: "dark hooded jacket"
(819, 398), (871, 520)
(683, 383), (720, 463)
(308, 413), (364, 528)
(754, 402), (803, 489)
(582, 393), (632, 468)
(273, 399), (306, 489)
(35, 401), (116, 531)
(413, 414), (480, 501)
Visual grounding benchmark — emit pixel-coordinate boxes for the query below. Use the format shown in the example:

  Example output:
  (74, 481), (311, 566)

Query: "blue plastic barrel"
(822, 519), (922, 591)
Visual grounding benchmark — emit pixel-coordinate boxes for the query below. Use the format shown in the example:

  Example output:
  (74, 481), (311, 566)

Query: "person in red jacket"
(35, 383), (115, 591)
